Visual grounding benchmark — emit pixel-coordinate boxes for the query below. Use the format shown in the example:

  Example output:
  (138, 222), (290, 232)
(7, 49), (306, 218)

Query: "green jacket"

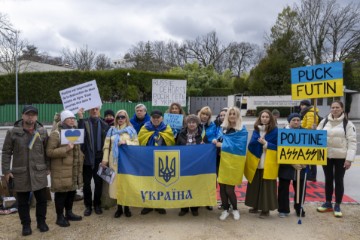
(1, 120), (49, 192)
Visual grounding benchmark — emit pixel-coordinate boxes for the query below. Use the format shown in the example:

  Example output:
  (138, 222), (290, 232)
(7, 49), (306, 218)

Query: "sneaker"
(232, 210), (240, 220)
(334, 204), (343, 218)
(317, 202), (333, 213)
(219, 210), (230, 221)
(278, 212), (290, 218)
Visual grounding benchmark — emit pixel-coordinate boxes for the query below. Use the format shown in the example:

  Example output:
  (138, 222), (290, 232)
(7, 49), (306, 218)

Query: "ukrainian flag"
(218, 126), (248, 186)
(117, 144), (217, 208)
(244, 128), (278, 183)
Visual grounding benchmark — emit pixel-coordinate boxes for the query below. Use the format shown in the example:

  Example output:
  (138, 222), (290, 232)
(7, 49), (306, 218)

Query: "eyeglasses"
(116, 115), (126, 120)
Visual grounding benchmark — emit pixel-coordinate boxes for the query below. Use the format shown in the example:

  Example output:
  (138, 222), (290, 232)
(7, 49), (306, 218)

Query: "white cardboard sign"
(59, 80), (102, 113)
(152, 79), (187, 106)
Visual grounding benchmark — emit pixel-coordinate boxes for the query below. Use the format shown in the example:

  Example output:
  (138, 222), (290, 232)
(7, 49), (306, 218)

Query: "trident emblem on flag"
(154, 150), (180, 187)
(159, 156), (176, 182)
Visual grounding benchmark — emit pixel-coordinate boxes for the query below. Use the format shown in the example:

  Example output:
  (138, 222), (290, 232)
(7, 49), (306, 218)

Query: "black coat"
(176, 126), (204, 145)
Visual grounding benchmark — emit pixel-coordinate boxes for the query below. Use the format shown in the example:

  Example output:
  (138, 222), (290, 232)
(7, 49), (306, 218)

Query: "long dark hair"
(254, 109), (276, 133)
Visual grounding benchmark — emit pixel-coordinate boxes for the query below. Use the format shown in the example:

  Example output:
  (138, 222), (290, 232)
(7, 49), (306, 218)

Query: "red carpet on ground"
(216, 181), (357, 203)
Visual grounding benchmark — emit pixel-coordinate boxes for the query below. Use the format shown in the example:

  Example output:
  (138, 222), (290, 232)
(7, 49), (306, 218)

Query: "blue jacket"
(130, 113), (150, 133)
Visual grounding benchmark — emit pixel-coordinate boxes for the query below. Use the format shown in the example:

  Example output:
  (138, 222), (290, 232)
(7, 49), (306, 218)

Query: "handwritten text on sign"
(277, 129), (327, 165)
(163, 113), (184, 130)
(152, 79), (187, 106)
(291, 62), (343, 99)
(59, 80), (102, 113)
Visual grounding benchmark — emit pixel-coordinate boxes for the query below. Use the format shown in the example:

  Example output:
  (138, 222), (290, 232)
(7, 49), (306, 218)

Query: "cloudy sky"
(2, 0), (305, 60)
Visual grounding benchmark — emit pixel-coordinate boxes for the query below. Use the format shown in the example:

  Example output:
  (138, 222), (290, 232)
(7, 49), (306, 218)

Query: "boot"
(124, 206), (132, 217)
(66, 210), (82, 221)
(56, 214), (70, 227)
(114, 205), (123, 218)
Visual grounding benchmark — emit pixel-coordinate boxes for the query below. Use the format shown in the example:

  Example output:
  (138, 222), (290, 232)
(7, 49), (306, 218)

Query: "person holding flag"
(138, 109), (175, 215)
(244, 109), (278, 218)
(212, 107), (248, 221)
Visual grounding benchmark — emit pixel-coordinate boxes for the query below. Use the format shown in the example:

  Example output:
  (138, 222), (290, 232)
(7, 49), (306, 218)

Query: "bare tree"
(224, 42), (257, 77)
(94, 53), (112, 70)
(0, 15), (29, 74)
(185, 31), (228, 72)
(62, 45), (96, 70)
(326, 2), (360, 61)
(295, 0), (336, 64)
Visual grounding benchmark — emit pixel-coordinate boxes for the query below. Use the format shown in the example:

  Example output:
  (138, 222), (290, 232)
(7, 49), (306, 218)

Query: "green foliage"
(0, 69), (185, 104)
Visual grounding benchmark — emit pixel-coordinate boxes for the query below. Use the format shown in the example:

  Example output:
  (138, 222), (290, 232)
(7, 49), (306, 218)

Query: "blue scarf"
(110, 126), (137, 164)
(144, 121), (167, 146)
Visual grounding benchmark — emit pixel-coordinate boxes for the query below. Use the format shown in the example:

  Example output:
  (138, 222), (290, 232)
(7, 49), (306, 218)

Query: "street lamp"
(126, 72), (130, 101)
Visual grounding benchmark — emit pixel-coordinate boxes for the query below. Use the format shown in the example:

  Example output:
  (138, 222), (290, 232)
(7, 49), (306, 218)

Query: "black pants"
(278, 178), (306, 213)
(17, 188), (47, 226)
(219, 184), (237, 210)
(83, 164), (103, 208)
(308, 165), (317, 180)
(55, 191), (76, 215)
(323, 158), (346, 204)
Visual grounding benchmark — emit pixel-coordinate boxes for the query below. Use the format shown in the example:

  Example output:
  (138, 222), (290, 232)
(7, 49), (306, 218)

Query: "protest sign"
(59, 80), (102, 113)
(152, 79), (187, 106)
(163, 113), (184, 130)
(277, 128), (327, 165)
(291, 62), (343, 99)
(60, 129), (84, 145)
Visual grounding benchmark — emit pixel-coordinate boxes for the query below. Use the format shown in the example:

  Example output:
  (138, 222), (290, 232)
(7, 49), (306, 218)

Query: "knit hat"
(300, 100), (311, 107)
(287, 113), (301, 123)
(61, 110), (75, 123)
(104, 109), (115, 118)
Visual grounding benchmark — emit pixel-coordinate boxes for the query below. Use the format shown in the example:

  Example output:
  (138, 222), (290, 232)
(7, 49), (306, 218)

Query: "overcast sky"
(2, 0), (306, 60)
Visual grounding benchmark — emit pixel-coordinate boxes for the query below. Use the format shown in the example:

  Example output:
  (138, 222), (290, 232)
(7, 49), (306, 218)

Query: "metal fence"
(0, 102), (186, 124)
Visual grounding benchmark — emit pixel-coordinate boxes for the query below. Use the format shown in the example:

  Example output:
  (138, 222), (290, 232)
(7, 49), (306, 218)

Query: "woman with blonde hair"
(101, 110), (139, 218)
(197, 106), (217, 143)
(213, 107), (248, 220)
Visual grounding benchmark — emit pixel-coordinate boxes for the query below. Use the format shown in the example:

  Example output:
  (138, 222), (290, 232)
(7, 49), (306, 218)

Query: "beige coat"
(46, 123), (84, 192)
(102, 125), (139, 199)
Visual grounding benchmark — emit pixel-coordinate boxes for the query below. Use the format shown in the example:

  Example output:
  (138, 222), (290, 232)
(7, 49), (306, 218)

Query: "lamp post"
(3, 28), (19, 119)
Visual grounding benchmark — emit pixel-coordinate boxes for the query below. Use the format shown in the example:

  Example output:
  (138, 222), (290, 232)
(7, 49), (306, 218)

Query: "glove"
(292, 164), (302, 170)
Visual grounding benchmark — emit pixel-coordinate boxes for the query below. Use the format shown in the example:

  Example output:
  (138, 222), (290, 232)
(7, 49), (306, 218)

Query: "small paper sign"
(61, 129), (84, 145)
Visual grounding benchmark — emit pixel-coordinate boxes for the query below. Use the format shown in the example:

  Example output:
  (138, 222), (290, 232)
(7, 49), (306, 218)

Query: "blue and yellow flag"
(218, 126), (248, 186)
(117, 144), (217, 208)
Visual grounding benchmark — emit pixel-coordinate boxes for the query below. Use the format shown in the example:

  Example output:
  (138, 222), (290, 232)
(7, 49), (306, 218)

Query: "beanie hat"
(300, 100), (311, 107)
(61, 110), (75, 123)
(104, 109), (115, 118)
(287, 113), (301, 123)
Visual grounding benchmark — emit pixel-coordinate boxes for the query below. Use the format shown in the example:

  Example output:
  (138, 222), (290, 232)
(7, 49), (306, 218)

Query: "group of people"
(1, 100), (356, 236)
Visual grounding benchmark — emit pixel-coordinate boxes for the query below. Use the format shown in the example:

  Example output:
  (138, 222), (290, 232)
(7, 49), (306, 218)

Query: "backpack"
(321, 116), (348, 136)
(316, 113), (324, 124)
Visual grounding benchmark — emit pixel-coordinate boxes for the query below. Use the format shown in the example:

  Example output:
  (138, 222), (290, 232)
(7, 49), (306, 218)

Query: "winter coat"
(176, 126), (203, 145)
(102, 124), (139, 199)
(1, 120), (48, 192)
(130, 113), (150, 133)
(46, 123), (84, 192)
(300, 106), (319, 129)
(201, 121), (217, 143)
(78, 117), (109, 167)
(317, 113), (357, 161)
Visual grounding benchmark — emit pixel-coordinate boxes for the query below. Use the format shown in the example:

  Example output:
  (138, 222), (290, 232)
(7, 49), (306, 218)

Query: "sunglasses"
(116, 115), (126, 120)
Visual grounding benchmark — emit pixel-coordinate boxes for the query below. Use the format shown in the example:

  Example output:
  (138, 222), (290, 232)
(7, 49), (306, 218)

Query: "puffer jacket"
(1, 120), (48, 192)
(317, 113), (357, 161)
(46, 122), (84, 192)
(300, 106), (319, 129)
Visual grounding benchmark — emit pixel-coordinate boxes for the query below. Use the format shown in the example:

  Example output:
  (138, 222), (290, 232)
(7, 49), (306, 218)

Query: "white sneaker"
(232, 210), (240, 220)
(219, 210), (230, 221)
